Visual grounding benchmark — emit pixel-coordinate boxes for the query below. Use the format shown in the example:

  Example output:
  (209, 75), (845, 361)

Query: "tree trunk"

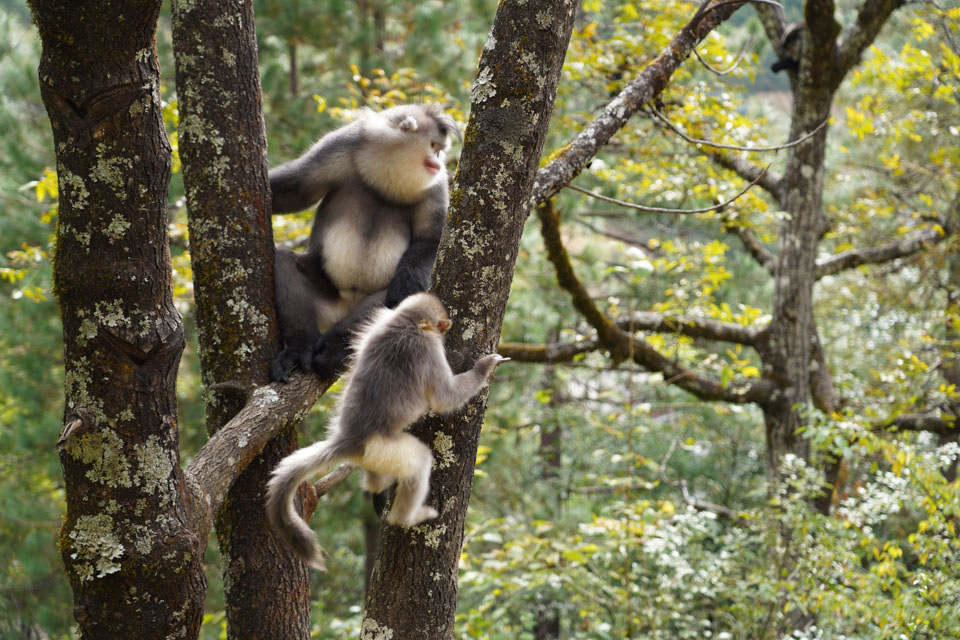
(170, 0), (311, 637)
(361, 0), (577, 636)
(30, 0), (205, 636)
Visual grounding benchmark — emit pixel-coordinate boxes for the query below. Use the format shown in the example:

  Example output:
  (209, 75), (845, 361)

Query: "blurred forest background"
(1, 0), (958, 638)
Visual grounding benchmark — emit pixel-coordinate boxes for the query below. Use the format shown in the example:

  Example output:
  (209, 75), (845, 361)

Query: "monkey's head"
(396, 292), (452, 336)
(356, 104), (460, 203)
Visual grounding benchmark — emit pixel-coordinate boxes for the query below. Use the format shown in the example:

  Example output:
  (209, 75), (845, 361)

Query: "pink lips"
(424, 158), (441, 174)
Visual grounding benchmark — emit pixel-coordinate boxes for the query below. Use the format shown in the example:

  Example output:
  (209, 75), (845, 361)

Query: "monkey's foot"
(387, 505), (439, 528)
(270, 346), (313, 382)
(311, 339), (350, 379)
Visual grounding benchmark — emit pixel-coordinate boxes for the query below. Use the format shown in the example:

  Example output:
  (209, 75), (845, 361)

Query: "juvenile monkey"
(269, 104), (459, 382)
(265, 293), (508, 569)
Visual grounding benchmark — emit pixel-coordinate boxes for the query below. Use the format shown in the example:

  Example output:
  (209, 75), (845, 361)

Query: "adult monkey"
(269, 104), (459, 381)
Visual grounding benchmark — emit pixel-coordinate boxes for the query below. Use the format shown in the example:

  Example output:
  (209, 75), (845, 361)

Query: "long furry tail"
(265, 439), (341, 570)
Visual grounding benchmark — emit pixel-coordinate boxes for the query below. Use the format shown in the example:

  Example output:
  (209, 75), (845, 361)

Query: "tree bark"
(30, 0), (206, 637)
(170, 0), (311, 637)
(361, 0), (577, 636)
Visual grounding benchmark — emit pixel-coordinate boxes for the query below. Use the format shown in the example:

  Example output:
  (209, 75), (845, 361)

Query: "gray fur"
(265, 293), (507, 569)
(269, 104), (459, 381)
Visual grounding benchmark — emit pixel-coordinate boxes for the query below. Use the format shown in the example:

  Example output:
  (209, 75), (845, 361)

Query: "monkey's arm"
(384, 184), (447, 308)
(426, 354), (506, 413)
(269, 123), (360, 214)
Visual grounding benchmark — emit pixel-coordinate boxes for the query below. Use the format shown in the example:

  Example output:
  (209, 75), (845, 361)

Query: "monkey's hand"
(475, 354), (510, 381)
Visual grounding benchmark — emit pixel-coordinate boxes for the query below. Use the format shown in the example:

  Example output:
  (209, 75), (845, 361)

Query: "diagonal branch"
(879, 413), (956, 435)
(651, 106), (830, 153)
(531, 0), (755, 207)
(537, 199), (773, 405)
(727, 223), (777, 272)
(703, 148), (786, 204)
(835, 0), (905, 86)
(815, 226), (948, 279)
(184, 373), (331, 523)
(617, 311), (768, 347)
(566, 164), (769, 215)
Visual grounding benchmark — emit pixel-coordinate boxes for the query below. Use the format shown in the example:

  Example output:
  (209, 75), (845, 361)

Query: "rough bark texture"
(170, 0), (311, 636)
(759, 0), (902, 487)
(30, 0), (205, 637)
(361, 1), (577, 636)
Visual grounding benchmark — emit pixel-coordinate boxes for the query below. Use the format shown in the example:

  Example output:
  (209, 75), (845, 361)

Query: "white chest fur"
(322, 216), (410, 295)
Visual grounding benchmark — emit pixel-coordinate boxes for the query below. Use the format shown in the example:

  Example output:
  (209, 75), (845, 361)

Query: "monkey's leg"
(272, 249), (342, 381)
(361, 470), (396, 494)
(312, 290), (387, 378)
(360, 433), (438, 527)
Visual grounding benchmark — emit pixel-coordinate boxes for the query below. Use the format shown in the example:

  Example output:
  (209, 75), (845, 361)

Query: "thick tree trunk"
(361, 0), (577, 636)
(170, 0), (311, 637)
(30, 0), (205, 637)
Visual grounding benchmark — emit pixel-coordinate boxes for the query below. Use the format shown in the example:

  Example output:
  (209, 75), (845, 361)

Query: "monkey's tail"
(265, 438), (343, 571)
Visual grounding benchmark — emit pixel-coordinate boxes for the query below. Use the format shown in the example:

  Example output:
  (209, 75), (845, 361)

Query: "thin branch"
(185, 372), (331, 523)
(693, 34), (754, 76)
(815, 226), (948, 279)
(726, 223), (776, 272)
(659, 438), (748, 523)
(536, 199), (774, 405)
(565, 165), (770, 215)
(651, 106), (830, 153)
(703, 148), (786, 204)
(498, 339), (600, 363)
(314, 463), (355, 498)
(531, 0), (756, 207)
(879, 413), (956, 435)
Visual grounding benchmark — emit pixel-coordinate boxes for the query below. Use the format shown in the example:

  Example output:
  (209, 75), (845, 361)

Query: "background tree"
(2, 0), (958, 638)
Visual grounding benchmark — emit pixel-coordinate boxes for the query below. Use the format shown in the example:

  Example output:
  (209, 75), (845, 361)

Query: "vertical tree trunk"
(30, 0), (206, 637)
(761, 3), (840, 484)
(361, 0), (577, 636)
(170, 0), (311, 637)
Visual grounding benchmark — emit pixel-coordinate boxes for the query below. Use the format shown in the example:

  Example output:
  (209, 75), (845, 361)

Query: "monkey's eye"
(431, 141), (443, 154)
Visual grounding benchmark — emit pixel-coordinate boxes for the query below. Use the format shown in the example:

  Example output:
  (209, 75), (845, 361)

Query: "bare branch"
(531, 0), (755, 207)
(651, 106), (830, 153)
(314, 464), (356, 498)
(815, 226), (947, 279)
(537, 199), (773, 405)
(835, 0), (905, 86)
(726, 224), (776, 272)
(565, 164), (770, 215)
(185, 373), (331, 523)
(660, 438), (748, 523)
(498, 339), (600, 363)
(693, 34), (754, 76)
(880, 413), (956, 435)
(617, 311), (768, 347)
(703, 148), (786, 204)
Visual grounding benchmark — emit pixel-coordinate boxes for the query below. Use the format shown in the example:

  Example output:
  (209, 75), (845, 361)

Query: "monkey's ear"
(436, 318), (451, 332)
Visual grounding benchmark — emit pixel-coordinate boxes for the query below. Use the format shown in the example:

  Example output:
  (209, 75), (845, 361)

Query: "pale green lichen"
(134, 436), (174, 496)
(471, 66), (496, 104)
(104, 214), (132, 242)
(94, 299), (130, 329)
(59, 168), (90, 210)
(132, 524), (155, 555)
(226, 297), (269, 338)
(432, 432), (456, 469)
(360, 618), (394, 640)
(64, 357), (108, 426)
(252, 387), (280, 408)
(69, 514), (124, 582)
(419, 522), (447, 549)
(66, 428), (132, 488)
